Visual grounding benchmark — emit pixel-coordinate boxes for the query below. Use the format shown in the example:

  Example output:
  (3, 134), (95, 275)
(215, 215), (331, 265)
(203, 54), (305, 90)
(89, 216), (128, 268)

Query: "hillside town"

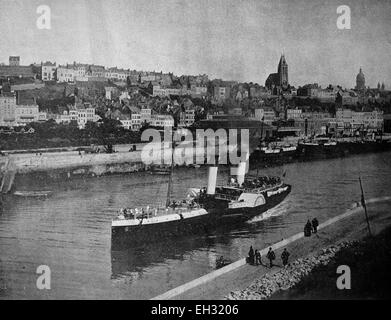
(0, 54), (390, 148)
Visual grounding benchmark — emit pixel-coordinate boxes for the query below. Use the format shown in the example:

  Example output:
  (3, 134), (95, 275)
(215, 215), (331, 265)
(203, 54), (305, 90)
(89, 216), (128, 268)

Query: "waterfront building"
(254, 108), (276, 124)
(336, 108), (383, 133)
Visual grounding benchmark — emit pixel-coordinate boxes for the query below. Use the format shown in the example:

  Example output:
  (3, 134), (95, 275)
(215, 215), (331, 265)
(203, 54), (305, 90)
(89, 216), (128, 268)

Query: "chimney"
(206, 166), (218, 195)
(230, 152), (249, 186)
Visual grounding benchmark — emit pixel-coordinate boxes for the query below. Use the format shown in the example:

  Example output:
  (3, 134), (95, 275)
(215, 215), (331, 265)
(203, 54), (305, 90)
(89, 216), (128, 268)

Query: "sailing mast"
(165, 139), (175, 207)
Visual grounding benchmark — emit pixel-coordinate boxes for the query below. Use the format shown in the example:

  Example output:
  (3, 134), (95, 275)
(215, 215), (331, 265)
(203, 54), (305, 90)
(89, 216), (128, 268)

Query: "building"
(41, 61), (56, 81)
(55, 104), (99, 129)
(286, 108), (302, 120)
(150, 114), (174, 127)
(88, 65), (106, 78)
(140, 108), (152, 123)
(15, 104), (40, 125)
(265, 54), (289, 93)
(0, 65), (34, 78)
(10, 83), (45, 92)
(9, 56), (20, 66)
(179, 109), (195, 127)
(355, 68), (366, 92)
(336, 108), (383, 133)
(253, 108), (276, 124)
(152, 85), (182, 97)
(57, 65), (75, 83)
(130, 112), (142, 131)
(297, 83), (319, 97)
(105, 67), (129, 81)
(105, 86), (119, 100)
(211, 80), (235, 101)
(0, 93), (17, 126)
(294, 111), (334, 136)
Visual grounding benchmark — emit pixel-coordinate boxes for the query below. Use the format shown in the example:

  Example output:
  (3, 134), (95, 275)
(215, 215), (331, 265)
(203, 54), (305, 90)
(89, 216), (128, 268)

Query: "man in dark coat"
(281, 248), (290, 266)
(304, 219), (312, 237)
(312, 218), (319, 233)
(266, 247), (275, 267)
(248, 246), (255, 265)
(255, 249), (262, 265)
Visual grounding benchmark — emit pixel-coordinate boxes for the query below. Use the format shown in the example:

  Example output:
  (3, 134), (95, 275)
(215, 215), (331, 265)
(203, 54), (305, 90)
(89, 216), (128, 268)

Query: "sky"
(0, 0), (390, 88)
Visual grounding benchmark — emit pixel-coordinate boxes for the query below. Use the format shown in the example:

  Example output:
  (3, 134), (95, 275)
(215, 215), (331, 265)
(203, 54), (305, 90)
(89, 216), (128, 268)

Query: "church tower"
(278, 54), (289, 88)
(355, 67), (365, 91)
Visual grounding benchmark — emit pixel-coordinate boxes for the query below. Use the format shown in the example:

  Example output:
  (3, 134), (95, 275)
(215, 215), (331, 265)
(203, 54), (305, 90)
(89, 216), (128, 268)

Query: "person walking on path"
(266, 247), (275, 268)
(304, 219), (312, 237)
(255, 249), (262, 266)
(312, 217), (319, 233)
(281, 248), (290, 266)
(248, 246), (255, 265)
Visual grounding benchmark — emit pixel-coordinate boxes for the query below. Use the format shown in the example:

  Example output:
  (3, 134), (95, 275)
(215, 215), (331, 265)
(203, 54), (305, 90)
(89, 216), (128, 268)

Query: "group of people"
(117, 206), (158, 220)
(304, 217), (319, 237)
(241, 176), (282, 190)
(248, 246), (290, 268)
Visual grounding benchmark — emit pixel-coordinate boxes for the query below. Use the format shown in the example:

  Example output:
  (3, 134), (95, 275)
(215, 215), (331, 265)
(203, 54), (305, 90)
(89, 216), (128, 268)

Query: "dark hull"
(250, 140), (391, 166)
(297, 140), (391, 160)
(111, 185), (291, 248)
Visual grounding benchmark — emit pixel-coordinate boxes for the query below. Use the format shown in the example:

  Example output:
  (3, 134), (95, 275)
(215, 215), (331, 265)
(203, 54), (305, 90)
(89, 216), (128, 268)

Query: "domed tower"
(355, 67), (365, 91)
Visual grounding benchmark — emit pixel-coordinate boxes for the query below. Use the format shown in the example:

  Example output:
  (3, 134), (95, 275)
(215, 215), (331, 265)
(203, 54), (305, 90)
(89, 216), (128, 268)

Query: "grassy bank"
(271, 227), (391, 299)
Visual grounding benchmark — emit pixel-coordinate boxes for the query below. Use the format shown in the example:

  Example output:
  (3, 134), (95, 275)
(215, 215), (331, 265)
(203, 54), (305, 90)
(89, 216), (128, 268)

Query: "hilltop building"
(265, 54), (289, 94)
(355, 68), (366, 92)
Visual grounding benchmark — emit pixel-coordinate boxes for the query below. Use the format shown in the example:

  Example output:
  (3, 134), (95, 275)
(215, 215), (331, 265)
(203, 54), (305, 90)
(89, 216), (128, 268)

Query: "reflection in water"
(0, 152), (390, 299)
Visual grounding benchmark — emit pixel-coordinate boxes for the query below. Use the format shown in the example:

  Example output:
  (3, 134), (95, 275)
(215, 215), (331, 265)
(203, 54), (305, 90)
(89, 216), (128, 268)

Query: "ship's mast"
(165, 139), (175, 208)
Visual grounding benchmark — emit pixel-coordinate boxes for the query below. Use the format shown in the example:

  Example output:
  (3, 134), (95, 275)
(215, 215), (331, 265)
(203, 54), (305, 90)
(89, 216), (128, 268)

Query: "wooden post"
(359, 176), (372, 237)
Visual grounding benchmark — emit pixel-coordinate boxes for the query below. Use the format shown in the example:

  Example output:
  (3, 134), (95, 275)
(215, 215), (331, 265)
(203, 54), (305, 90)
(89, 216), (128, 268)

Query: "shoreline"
(152, 198), (391, 300)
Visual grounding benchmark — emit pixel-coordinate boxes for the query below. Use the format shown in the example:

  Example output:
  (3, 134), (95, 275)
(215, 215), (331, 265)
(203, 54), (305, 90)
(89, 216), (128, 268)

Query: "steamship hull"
(111, 211), (219, 247)
(297, 140), (391, 160)
(111, 184), (291, 247)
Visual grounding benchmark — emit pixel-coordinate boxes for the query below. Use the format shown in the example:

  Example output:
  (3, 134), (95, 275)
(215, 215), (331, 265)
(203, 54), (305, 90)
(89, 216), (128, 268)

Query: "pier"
(152, 196), (391, 300)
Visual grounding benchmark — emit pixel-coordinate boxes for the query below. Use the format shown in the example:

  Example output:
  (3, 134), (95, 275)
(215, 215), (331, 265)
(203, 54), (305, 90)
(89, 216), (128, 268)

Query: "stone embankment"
(226, 241), (356, 300)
